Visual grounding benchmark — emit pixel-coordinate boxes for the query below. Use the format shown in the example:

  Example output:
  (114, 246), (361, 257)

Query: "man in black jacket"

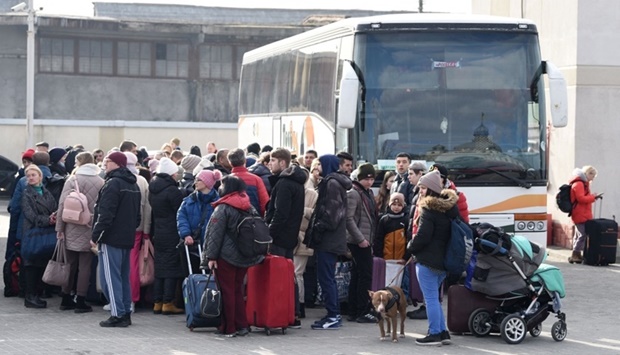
(265, 147), (305, 327)
(91, 152), (141, 327)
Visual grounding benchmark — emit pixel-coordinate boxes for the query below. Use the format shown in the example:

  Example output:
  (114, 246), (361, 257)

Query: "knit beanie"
(49, 147), (66, 164)
(192, 157), (215, 176)
(418, 170), (443, 195)
(157, 157), (178, 176)
(389, 192), (405, 206)
(196, 169), (223, 190)
(107, 151), (127, 168)
(181, 154), (202, 172)
(124, 152), (138, 174)
(22, 148), (35, 161)
(356, 163), (376, 180)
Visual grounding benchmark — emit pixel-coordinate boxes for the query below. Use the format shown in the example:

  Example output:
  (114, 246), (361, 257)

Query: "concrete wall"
(0, 25), (27, 119)
(473, 0), (620, 245)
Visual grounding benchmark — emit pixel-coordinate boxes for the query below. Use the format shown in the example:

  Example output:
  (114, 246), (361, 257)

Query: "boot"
(153, 302), (163, 315)
(162, 302), (184, 315)
(74, 296), (93, 313)
(568, 251), (583, 264)
(24, 294), (47, 309)
(60, 294), (76, 310)
(299, 303), (306, 319)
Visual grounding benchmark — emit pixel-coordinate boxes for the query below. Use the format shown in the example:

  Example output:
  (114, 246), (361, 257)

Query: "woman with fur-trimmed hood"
(405, 169), (460, 347)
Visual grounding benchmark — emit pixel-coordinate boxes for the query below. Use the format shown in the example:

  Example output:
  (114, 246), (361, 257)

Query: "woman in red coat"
(569, 166), (602, 263)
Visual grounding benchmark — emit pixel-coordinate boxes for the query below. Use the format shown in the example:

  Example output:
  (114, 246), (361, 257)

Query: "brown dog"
(368, 286), (407, 342)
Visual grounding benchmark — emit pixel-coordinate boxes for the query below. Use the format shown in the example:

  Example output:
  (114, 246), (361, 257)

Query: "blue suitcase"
(182, 244), (220, 330)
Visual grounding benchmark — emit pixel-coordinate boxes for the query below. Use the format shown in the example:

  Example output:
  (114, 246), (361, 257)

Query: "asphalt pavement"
(1, 196), (619, 355)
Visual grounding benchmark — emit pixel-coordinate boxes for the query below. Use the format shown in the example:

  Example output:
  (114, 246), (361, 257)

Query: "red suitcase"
(447, 284), (501, 334)
(246, 255), (295, 335)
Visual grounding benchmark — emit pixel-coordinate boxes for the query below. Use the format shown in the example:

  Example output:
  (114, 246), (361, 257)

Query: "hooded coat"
(569, 169), (596, 224)
(265, 164), (306, 250)
(177, 189), (219, 246)
(406, 189), (459, 271)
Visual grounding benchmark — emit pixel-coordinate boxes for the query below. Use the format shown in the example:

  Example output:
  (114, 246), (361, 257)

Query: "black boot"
(24, 294), (47, 309)
(74, 296), (93, 313)
(60, 294), (76, 310)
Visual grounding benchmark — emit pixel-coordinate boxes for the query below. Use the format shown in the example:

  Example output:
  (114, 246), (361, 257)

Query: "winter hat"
(418, 170), (443, 195)
(318, 154), (340, 177)
(124, 152), (138, 174)
(49, 147), (66, 164)
(196, 169), (223, 190)
(389, 192), (405, 206)
(107, 151), (127, 168)
(22, 148), (35, 161)
(181, 154), (202, 172)
(148, 159), (159, 174)
(192, 157), (215, 176)
(157, 157), (178, 176)
(356, 163), (376, 180)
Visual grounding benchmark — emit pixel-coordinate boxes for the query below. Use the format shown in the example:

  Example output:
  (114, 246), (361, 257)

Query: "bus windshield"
(352, 31), (546, 186)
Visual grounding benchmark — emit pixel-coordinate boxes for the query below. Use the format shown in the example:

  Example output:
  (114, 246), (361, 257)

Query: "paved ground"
(2, 196), (619, 355)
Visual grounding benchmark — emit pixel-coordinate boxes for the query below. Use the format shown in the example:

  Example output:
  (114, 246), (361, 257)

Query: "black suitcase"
(584, 218), (617, 266)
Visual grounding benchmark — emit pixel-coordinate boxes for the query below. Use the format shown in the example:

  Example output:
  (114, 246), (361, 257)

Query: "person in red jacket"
(429, 164), (469, 222)
(568, 166), (602, 263)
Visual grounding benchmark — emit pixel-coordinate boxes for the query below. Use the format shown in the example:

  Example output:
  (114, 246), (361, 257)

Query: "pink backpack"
(61, 178), (91, 226)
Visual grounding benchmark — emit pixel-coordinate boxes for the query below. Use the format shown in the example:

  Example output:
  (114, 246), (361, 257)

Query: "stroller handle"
(478, 239), (509, 255)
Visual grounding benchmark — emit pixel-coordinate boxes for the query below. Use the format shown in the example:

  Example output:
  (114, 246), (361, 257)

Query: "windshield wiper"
(485, 168), (532, 189)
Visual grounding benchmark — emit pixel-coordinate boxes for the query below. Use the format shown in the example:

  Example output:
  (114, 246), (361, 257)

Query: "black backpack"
(556, 181), (582, 216)
(45, 173), (67, 203)
(235, 209), (272, 258)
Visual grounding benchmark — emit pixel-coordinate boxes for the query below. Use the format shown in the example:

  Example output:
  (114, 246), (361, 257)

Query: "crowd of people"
(5, 138), (493, 346)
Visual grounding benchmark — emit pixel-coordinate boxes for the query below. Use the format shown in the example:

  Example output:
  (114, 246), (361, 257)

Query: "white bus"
(238, 14), (567, 246)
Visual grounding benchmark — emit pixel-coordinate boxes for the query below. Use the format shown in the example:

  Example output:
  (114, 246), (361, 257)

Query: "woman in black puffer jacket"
(148, 158), (184, 315)
(405, 170), (460, 346)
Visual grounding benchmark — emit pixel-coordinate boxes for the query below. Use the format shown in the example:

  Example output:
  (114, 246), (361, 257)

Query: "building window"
(235, 45), (256, 79)
(200, 45), (232, 79)
(39, 38), (74, 73)
(117, 41), (151, 77)
(78, 40), (113, 75)
(155, 43), (189, 78)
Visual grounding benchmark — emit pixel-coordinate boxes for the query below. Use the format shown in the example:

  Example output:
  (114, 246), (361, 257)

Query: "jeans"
(416, 263), (447, 335)
(316, 250), (339, 317)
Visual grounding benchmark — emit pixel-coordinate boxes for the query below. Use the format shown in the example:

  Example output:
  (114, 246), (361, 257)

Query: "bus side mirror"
(544, 61), (568, 128)
(337, 61), (360, 129)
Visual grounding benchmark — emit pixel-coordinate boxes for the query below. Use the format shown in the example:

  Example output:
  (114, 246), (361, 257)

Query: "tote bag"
(21, 226), (57, 261)
(42, 240), (71, 287)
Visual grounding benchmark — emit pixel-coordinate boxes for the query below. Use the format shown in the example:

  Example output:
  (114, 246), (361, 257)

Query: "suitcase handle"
(184, 243), (206, 275)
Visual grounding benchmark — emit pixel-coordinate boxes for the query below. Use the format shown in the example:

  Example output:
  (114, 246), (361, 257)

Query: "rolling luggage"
(447, 284), (500, 334)
(182, 244), (220, 331)
(584, 218), (617, 266)
(246, 254), (295, 335)
(370, 257), (386, 291)
(407, 260), (444, 305)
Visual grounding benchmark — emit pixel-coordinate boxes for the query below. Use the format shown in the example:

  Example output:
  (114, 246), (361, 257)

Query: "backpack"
(556, 181), (581, 215)
(45, 173), (66, 203)
(3, 244), (21, 297)
(61, 178), (91, 226)
(444, 217), (474, 274)
(235, 209), (272, 258)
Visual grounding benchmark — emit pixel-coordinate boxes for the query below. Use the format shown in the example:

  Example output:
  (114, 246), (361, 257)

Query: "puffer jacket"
(406, 189), (459, 271)
(294, 179), (318, 256)
(374, 210), (409, 259)
(203, 191), (263, 267)
(569, 169), (595, 224)
(55, 164), (104, 252)
(149, 173), (185, 278)
(346, 181), (377, 245)
(265, 165), (306, 250)
(231, 165), (270, 216)
(310, 171), (352, 256)
(177, 189), (219, 246)
(447, 180), (469, 223)
(248, 162), (272, 194)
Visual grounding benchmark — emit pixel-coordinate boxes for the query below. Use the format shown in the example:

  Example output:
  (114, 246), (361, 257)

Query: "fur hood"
(418, 188), (458, 213)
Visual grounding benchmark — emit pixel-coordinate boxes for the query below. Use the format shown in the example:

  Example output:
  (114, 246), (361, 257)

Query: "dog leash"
(386, 256), (413, 287)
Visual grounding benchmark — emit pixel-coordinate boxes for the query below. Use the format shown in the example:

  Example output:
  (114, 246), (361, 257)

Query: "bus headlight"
(527, 222), (535, 230)
(517, 221), (526, 231)
(537, 221), (545, 231)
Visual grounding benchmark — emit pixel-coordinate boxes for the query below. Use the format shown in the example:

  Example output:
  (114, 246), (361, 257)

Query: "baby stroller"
(467, 226), (567, 344)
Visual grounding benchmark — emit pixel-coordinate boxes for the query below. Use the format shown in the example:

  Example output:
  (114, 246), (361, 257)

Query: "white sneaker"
(103, 304), (111, 311)
(130, 302), (135, 314)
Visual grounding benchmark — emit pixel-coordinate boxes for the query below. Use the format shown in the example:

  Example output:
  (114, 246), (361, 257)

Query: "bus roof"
(243, 13), (537, 63)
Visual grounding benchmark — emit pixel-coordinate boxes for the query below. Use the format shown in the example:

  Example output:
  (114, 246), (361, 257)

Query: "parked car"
(0, 155), (18, 196)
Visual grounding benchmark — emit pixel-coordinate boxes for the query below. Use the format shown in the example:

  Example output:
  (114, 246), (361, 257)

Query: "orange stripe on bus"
(469, 195), (546, 213)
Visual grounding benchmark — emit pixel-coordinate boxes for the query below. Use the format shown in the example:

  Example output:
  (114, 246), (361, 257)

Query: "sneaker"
(217, 332), (236, 338)
(103, 304), (111, 311)
(407, 306), (427, 320)
(236, 328), (250, 337)
(290, 319), (302, 329)
(440, 330), (452, 345)
(311, 316), (342, 330)
(99, 316), (130, 328)
(356, 313), (379, 324)
(415, 333), (442, 346)
(123, 314), (132, 326)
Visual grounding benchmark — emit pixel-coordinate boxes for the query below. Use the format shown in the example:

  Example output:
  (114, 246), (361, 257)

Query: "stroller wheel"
(468, 308), (493, 337)
(529, 323), (542, 337)
(500, 313), (527, 344)
(551, 320), (567, 341)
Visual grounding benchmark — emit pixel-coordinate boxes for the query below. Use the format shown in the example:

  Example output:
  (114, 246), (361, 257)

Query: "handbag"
(21, 226), (57, 261)
(42, 239), (71, 287)
(139, 237), (155, 286)
(199, 271), (221, 318)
